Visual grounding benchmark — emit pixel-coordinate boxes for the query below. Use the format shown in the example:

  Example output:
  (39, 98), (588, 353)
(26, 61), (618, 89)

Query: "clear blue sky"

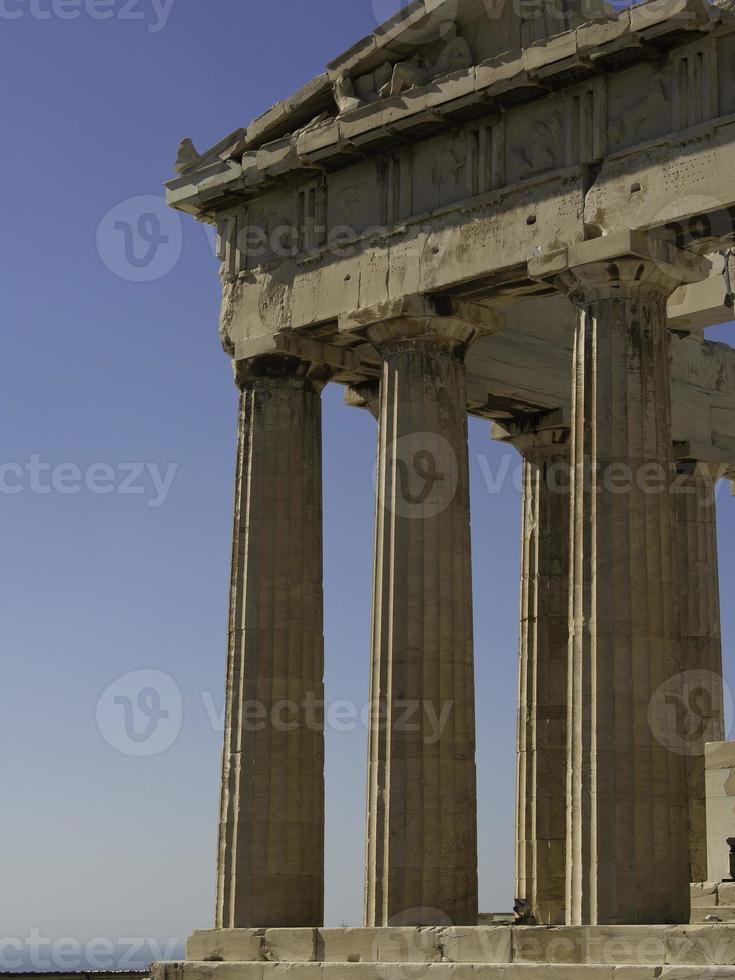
(0, 0), (733, 969)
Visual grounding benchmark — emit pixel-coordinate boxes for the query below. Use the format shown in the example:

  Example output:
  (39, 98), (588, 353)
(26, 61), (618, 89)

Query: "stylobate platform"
(150, 926), (735, 977)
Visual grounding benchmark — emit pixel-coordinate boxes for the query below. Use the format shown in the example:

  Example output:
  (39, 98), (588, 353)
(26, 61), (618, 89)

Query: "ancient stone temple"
(157, 0), (735, 973)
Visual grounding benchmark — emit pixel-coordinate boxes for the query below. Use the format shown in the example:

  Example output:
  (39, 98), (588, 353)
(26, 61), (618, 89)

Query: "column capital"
(338, 292), (504, 352)
(231, 329), (361, 392)
(529, 229), (711, 305)
(366, 317), (478, 357)
(345, 380), (380, 419)
(233, 353), (333, 392)
(493, 408), (571, 459)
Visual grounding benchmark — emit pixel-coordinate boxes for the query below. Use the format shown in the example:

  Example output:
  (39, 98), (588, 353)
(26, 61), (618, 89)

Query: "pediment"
(328, 0), (583, 81)
(171, 0), (606, 179)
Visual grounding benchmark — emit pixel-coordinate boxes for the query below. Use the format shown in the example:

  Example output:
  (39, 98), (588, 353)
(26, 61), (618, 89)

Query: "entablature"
(168, 0), (735, 345)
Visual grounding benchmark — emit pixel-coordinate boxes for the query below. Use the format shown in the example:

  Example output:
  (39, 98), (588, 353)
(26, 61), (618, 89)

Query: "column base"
(150, 925), (735, 977)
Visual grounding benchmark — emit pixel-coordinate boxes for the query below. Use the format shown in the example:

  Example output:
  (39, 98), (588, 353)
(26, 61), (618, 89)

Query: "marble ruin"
(160, 0), (735, 972)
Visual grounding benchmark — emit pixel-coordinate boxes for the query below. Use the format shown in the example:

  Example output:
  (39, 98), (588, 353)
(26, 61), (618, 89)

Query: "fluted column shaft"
(365, 318), (478, 928)
(508, 417), (570, 926)
(216, 355), (327, 929)
(561, 256), (693, 925)
(675, 458), (725, 883)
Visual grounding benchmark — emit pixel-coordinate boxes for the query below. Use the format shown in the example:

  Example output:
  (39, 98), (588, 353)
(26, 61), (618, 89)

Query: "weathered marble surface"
(167, 923), (735, 967)
(498, 413), (570, 927)
(216, 359), (330, 929)
(364, 316), (479, 928)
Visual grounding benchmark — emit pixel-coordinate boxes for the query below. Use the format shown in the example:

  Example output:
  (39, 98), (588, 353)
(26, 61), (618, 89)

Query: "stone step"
(184, 926), (735, 968)
(155, 964), (735, 978)
(692, 907), (735, 924)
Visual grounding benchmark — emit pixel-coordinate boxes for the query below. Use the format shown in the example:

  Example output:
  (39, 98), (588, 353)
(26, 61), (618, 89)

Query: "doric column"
(498, 411), (571, 926)
(216, 354), (330, 929)
(673, 453), (726, 884)
(364, 316), (479, 928)
(549, 234), (710, 925)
